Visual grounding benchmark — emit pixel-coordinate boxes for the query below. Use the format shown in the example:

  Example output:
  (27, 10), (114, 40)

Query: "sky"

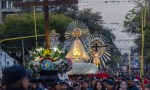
(79, 0), (137, 54)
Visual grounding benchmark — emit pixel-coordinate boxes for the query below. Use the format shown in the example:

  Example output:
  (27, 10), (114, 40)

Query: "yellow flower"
(43, 49), (52, 57)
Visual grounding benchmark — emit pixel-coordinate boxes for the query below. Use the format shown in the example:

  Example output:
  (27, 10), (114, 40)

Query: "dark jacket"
(5, 87), (27, 90)
(128, 86), (139, 90)
(89, 85), (94, 90)
(30, 86), (44, 90)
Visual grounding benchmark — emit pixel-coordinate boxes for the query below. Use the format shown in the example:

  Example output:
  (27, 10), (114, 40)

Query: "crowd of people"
(1, 65), (150, 90)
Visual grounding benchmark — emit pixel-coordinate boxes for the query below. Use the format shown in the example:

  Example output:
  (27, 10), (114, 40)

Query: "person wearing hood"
(2, 65), (29, 90)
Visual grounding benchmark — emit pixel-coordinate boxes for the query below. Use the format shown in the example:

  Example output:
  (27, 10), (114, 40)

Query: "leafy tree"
(123, 1), (150, 65)
(0, 13), (73, 64)
(0, 5), (121, 66)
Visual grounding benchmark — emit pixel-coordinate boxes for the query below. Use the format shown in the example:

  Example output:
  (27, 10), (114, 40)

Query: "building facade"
(0, 0), (25, 23)
(0, 48), (18, 76)
(0, 0), (44, 23)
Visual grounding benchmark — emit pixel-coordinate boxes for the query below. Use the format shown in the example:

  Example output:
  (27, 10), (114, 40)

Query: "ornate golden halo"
(72, 28), (82, 37)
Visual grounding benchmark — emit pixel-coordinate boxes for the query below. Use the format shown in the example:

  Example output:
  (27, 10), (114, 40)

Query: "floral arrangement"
(28, 45), (72, 74)
(54, 59), (72, 73)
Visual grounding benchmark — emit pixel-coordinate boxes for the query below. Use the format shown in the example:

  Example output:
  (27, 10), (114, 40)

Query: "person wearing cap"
(29, 78), (44, 90)
(53, 81), (60, 90)
(60, 81), (68, 90)
(2, 65), (29, 90)
(106, 80), (115, 90)
(127, 77), (139, 90)
(90, 77), (97, 90)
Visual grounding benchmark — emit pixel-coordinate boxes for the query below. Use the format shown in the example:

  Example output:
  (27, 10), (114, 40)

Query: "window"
(8, 1), (12, 9)
(2, 0), (6, 9)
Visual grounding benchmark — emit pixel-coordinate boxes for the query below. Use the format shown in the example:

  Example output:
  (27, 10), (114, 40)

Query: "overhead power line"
(79, 0), (136, 7)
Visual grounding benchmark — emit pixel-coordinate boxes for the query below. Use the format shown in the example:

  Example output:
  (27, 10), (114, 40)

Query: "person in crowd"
(141, 77), (150, 90)
(73, 84), (80, 90)
(80, 79), (91, 90)
(90, 77), (97, 90)
(127, 77), (139, 90)
(119, 81), (127, 90)
(107, 80), (115, 90)
(114, 82), (120, 90)
(2, 65), (29, 90)
(114, 78), (120, 90)
(64, 79), (73, 90)
(134, 80), (141, 90)
(53, 81), (60, 90)
(145, 84), (150, 90)
(29, 78), (44, 90)
(60, 81), (68, 90)
(94, 81), (103, 90)
(102, 79), (108, 90)
(0, 79), (2, 90)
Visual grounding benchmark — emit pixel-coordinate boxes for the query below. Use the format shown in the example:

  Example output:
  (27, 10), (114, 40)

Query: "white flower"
(36, 47), (43, 52)
(62, 63), (65, 66)
(34, 61), (40, 66)
(34, 57), (41, 61)
(33, 51), (36, 55)
(54, 59), (63, 65)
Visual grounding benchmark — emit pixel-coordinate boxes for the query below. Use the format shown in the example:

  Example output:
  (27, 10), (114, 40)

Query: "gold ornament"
(72, 28), (82, 37)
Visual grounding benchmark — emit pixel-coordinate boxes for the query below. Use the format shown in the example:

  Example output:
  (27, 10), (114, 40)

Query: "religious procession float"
(27, 21), (111, 83)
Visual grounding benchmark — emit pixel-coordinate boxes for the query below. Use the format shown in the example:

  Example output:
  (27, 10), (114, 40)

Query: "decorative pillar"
(6, 0), (8, 9)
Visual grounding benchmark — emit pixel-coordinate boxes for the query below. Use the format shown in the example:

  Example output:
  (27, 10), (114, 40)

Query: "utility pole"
(140, 0), (147, 78)
(33, 6), (38, 48)
(128, 48), (131, 76)
(14, 0), (78, 49)
(22, 39), (25, 67)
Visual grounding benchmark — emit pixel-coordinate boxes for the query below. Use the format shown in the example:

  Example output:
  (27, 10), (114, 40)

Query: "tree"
(0, 13), (73, 64)
(0, 6), (121, 66)
(123, 1), (150, 65)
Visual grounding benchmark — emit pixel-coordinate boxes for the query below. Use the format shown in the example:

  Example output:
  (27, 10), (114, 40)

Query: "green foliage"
(123, 1), (150, 65)
(0, 13), (73, 64)
(0, 7), (121, 66)
(0, 13), (73, 40)
(50, 14), (73, 40)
